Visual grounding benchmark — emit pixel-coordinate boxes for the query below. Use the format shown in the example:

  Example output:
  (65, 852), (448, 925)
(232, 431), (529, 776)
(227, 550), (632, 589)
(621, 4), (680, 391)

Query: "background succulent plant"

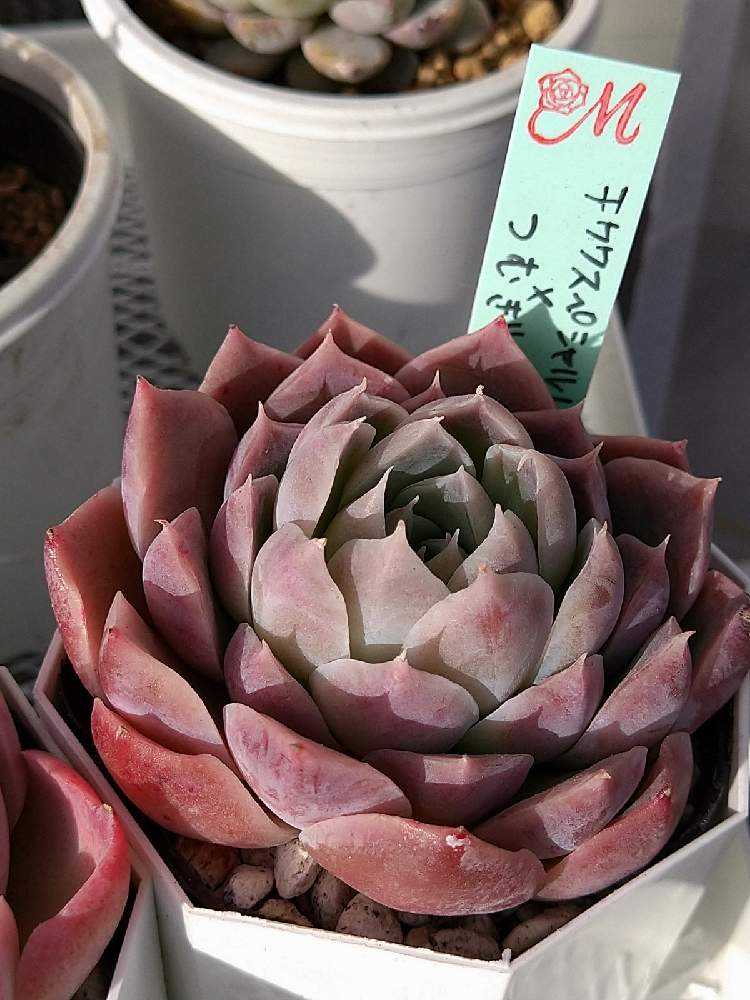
(0, 690), (130, 1000)
(45, 308), (750, 959)
(130, 0), (561, 92)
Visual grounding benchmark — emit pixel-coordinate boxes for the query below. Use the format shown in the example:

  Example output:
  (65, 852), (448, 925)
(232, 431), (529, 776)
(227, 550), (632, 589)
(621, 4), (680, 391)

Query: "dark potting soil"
(0, 162), (68, 286)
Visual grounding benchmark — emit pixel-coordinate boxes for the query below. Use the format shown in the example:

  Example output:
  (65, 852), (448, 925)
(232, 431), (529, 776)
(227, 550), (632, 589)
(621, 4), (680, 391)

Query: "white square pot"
(32, 547), (749, 1000)
(0, 667), (167, 1000)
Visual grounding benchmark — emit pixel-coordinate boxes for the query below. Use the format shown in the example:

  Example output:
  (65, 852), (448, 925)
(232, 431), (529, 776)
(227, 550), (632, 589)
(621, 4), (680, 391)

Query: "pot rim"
(81, 0), (600, 141)
(0, 31), (122, 351)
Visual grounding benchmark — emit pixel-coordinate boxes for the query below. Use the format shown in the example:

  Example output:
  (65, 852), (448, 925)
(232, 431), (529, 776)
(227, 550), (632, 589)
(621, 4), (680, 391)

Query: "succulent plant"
(0, 691), (130, 1000)
(133, 0), (560, 91)
(45, 308), (750, 955)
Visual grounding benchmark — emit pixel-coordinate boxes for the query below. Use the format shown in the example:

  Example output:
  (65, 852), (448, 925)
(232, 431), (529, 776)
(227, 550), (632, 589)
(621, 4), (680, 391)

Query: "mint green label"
(470, 45), (679, 406)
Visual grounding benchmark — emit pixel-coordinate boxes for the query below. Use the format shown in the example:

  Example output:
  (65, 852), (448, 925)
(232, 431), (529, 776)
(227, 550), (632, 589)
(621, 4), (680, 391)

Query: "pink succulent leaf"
(340, 417), (476, 507)
(448, 507), (537, 591)
(91, 701), (294, 847)
(224, 405), (303, 499)
(403, 569), (554, 714)
(294, 305), (412, 376)
(475, 747), (647, 859)
(328, 521), (449, 662)
(550, 446), (611, 528)
(515, 403), (593, 458)
(7, 750), (130, 1000)
(602, 535), (671, 674)
(674, 571), (750, 732)
(199, 324), (302, 434)
(275, 420), (376, 537)
(402, 390), (533, 470)
(537, 733), (693, 900)
(300, 814), (544, 915)
(302, 380), (408, 441)
(394, 317), (555, 412)
(392, 467), (494, 552)
(482, 444), (577, 591)
(44, 483), (145, 700)
(605, 458), (718, 619)
(594, 434), (690, 472)
(251, 523), (349, 682)
(535, 520), (624, 682)
(384, 497), (440, 546)
(224, 704), (411, 828)
(122, 378), (238, 558)
(102, 592), (179, 669)
(143, 509), (226, 680)
(325, 469), (390, 555)
(558, 621), (692, 768)
(209, 474), (277, 622)
(0, 697), (26, 831)
(0, 794), (8, 897)
(403, 372), (446, 413)
(264, 334), (409, 422)
(425, 531), (466, 583)
(364, 750), (533, 826)
(459, 654), (604, 761)
(309, 654), (480, 756)
(0, 897), (18, 1000)
(99, 627), (232, 764)
(224, 625), (337, 748)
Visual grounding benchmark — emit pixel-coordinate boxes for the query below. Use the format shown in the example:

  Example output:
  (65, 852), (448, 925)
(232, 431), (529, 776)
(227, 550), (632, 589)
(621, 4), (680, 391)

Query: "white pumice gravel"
(256, 897), (313, 927)
(456, 914), (498, 939)
(240, 847), (276, 868)
(501, 904), (583, 956)
(309, 870), (356, 930)
(431, 927), (502, 961)
(274, 839), (321, 899)
(336, 894), (404, 944)
(223, 864), (275, 912)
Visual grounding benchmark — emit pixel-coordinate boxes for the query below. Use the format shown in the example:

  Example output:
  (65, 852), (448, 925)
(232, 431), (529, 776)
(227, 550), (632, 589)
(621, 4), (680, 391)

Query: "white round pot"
(0, 32), (123, 664)
(82, 0), (599, 373)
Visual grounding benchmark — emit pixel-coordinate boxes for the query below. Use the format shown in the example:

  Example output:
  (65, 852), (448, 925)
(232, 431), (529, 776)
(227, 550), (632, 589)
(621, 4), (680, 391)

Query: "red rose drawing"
(537, 68), (589, 116)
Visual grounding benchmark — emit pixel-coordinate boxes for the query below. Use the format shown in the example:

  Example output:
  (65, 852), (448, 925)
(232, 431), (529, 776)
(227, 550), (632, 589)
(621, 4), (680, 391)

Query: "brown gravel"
(0, 162), (67, 285)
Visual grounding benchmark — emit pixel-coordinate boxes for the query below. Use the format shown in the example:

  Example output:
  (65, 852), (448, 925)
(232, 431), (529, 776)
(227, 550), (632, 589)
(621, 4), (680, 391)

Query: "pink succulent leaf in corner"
(0, 697), (26, 832)
(515, 402), (593, 458)
(594, 434), (690, 472)
(0, 897), (19, 1000)
(224, 405), (303, 499)
(295, 305), (412, 375)
(402, 372), (446, 413)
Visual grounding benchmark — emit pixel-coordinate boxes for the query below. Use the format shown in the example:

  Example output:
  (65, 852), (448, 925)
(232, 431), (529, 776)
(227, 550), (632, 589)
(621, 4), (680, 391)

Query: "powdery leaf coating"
(251, 523), (349, 682)
(394, 317), (554, 412)
(44, 483), (146, 699)
(551, 447), (611, 529)
(459, 654), (604, 761)
(363, 750), (533, 826)
(385, 497), (440, 547)
(605, 458), (718, 619)
(675, 571), (750, 732)
(300, 814), (544, 915)
(594, 434), (690, 472)
(325, 469), (390, 555)
(331, 0), (416, 35)
(538, 733), (693, 900)
(295, 306), (412, 375)
(602, 535), (671, 674)
(0, 897), (18, 999)
(516, 403), (593, 459)
(209, 474), (277, 622)
(275, 419), (375, 536)
(392, 467), (495, 552)
(199, 324), (302, 434)
(302, 380), (408, 440)
(448, 507), (537, 592)
(121, 378), (238, 558)
(92, 701), (293, 848)
(0, 695), (26, 831)
(474, 747), (647, 859)
(301, 24), (392, 84)
(143, 509), (226, 680)
(224, 624), (336, 747)
(560, 623), (692, 768)
(404, 570), (554, 714)
(225, 10), (316, 54)
(483, 444), (577, 591)
(7, 750), (130, 1000)
(385, 0), (466, 49)
(535, 521), (624, 682)
(99, 627), (231, 764)
(328, 522), (449, 662)
(224, 703), (411, 828)
(102, 592), (180, 670)
(403, 372), (445, 413)
(403, 390), (533, 471)
(310, 654), (479, 756)
(426, 531), (466, 584)
(264, 334), (408, 422)
(224, 405), (303, 499)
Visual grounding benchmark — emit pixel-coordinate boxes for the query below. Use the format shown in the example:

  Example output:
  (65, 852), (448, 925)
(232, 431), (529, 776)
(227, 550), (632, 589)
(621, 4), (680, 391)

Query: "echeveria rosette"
(0, 692), (130, 1000)
(44, 307), (750, 951)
